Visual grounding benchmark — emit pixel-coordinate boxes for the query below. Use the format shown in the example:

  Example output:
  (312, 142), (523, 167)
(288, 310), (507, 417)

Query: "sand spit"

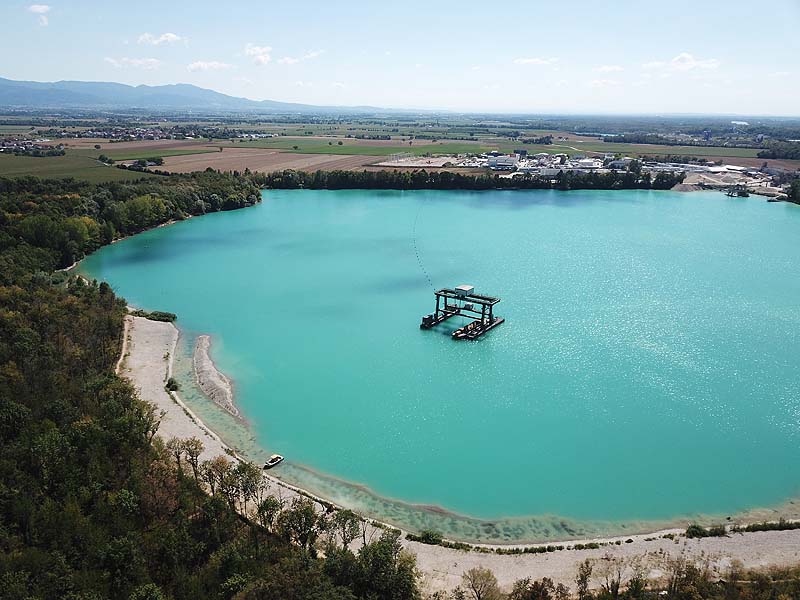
(121, 315), (800, 594)
(193, 334), (239, 418)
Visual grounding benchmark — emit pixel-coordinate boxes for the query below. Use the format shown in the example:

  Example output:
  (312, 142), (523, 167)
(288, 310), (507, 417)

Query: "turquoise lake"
(80, 188), (800, 541)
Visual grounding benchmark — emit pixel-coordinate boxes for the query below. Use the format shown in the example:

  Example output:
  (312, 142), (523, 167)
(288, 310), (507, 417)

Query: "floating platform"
(452, 317), (505, 340)
(420, 285), (504, 340)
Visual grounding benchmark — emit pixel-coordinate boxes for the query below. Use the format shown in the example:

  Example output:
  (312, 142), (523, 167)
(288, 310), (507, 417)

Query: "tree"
(790, 178), (800, 204)
(576, 559), (593, 600)
(256, 495), (283, 532)
(183, 437), (204, 481)
(597, 554), (625, 599)
(235, 460), (263, 513)
(277, 497), (323, 553)
(355, 530), (419, 600)
(462, 567), (500, 600)
(166, 437), (185, 474)
(510, 577), (570, 600)
(129, 583), (167, 600)
(331, 509), (361, 549)
(201, 455), (234, 496)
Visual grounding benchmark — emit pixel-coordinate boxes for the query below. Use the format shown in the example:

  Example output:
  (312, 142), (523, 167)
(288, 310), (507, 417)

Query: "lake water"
(80, 188), (800, 542)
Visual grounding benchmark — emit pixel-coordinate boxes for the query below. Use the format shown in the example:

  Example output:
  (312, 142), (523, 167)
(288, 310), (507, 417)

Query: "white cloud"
(643, 52), (720, 72)
(28, 4), (50, 26)
(555, 79), (569, 87)
(594, 65), (623, 73)
(331, 82), (346, 88)
(104, 57), (162, 70)
(590, 79), (619, 88)
(245, 44), (272, 65)
(513, 57), (557, 65)
(187, 61), (232, 72)
(293, 80), (313, 87)
(769, 71), (790, 78)
(138, 32), (184, 46)
(278, 50), (324, 65)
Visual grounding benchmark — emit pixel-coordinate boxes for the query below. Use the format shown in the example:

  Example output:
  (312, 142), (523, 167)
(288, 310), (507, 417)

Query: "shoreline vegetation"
(252, 167), (687, 192)
(3, 171), (800, 597)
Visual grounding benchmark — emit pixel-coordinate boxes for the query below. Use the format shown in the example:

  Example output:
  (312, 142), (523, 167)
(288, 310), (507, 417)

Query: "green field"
(0, 154), (155, 182)
(237, 138), (492, 157)
(0, 125), (36, 134)
(72, 147), (220, 161)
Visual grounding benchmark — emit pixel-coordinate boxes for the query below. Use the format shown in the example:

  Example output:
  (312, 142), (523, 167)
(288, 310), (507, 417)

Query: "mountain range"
(0, 76), (377, 113)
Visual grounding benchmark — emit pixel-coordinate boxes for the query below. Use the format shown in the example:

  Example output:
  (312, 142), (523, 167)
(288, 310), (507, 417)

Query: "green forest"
(2, 171), (800, 599)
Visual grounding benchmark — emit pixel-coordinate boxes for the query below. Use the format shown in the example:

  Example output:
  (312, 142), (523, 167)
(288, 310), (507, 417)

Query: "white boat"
(263, 454), (284, 469)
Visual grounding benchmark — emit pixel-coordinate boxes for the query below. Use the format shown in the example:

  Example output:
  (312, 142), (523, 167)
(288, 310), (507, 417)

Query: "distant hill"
(0, 76), (373, 113)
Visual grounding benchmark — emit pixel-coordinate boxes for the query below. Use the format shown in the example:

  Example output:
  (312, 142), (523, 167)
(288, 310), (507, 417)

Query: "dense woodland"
(757, 141), (800, 160)
(254, 169), (685, 191)
(2, 172), (800, 599)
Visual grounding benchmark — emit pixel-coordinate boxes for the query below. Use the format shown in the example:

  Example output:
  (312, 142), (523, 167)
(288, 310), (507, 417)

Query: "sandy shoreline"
(119, 314), (800, 592)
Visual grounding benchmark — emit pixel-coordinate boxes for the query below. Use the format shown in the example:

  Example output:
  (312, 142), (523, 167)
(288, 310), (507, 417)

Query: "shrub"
(686, 523), (727, 538)
(130, 309), (177, 322)
(406, 529), (443, 545)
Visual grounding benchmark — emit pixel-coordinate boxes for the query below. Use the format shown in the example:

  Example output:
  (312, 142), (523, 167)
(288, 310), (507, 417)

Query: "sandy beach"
(120, 315), (800, 594)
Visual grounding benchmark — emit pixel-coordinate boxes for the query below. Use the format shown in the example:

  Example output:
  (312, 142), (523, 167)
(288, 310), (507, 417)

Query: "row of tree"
(757, 141), (800, 160)
(254, 169), (685, 191)
(451, 554), (800, 600)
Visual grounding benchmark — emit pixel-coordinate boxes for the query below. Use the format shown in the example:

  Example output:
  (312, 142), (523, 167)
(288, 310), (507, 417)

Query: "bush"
(406, 529), (443, 545)
(131, 309), (177, 322)
(686, 523), (727, 538)
(165, 377), (180, 392)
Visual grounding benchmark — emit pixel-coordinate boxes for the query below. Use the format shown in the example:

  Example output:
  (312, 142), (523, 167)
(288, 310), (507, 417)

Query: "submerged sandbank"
(121, 314), (800, 593)
(193, 334), (239, 419)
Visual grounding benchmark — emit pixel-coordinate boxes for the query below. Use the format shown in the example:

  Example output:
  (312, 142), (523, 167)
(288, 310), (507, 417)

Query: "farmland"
(2, 113), (797, 182)
(159, 148), (378, 173)
(0, 153), (155, 182)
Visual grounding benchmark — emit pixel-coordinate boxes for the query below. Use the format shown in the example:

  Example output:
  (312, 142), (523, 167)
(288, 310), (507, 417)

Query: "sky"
(1, 0), (799, 115)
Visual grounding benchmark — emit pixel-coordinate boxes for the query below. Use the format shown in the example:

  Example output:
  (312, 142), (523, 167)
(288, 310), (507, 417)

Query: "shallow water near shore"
(81, 188), (800, 541)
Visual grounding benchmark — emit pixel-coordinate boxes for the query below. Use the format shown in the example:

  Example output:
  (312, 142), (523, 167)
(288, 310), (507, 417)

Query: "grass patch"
(0, 153), (155, 182)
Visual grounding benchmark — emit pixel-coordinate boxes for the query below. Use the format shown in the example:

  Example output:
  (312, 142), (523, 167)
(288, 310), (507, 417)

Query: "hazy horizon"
(1, 0), (798, 116)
